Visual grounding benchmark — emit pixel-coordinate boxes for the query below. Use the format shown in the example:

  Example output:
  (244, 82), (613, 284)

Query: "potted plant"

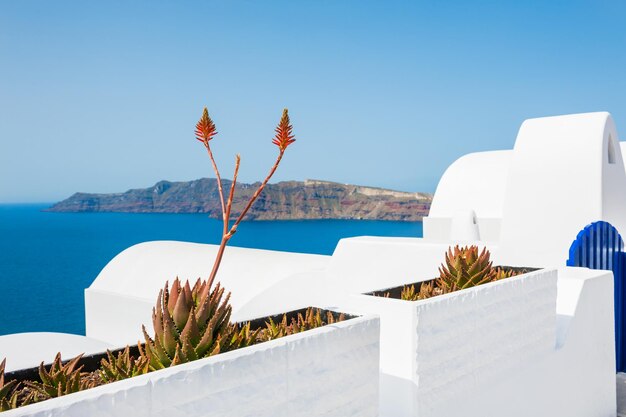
(345, 245), (557, 416)
(0, 108), (380, 416)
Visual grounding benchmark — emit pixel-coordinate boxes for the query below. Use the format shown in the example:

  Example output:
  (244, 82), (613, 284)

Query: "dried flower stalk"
(195, 108), (296, 284)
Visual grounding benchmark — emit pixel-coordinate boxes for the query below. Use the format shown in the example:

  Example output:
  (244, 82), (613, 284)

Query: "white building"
(1, 112), (624, 417)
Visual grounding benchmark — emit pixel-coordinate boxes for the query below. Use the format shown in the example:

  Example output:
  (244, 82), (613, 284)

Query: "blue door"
(567, 221), (625, 371)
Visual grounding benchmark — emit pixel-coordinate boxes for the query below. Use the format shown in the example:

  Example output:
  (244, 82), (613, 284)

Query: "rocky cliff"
(47, 179), (432, 221)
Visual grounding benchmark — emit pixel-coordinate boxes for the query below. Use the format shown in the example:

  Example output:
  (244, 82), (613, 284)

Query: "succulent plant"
(294, 308), (345, 333)
(260, 314), (290, 341)
(400, 281), (442, 301)
(80, 371), (104, 390)
(141, 277), (259, 370)
(437, 245), (498, 292)
(397, 246), (525, 301)
(229, 322), (260, 349)
(99, 346), (149, 383)
(0, 359), (20, 411)
(493, 267), (516, 281)
(22, 353), (89, 402)
(257, 308), (345, 342)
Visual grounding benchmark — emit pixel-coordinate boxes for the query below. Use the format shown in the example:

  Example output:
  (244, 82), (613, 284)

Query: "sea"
(0, 204), (423, 336)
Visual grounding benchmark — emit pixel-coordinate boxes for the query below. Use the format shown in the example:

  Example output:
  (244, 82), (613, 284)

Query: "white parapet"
(4, 314), (380, 417)
(342, 268), (557, 417)
(334, 266), (615, 417)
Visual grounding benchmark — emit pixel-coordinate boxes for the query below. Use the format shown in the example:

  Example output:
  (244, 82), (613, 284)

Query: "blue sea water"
(0, 204), (422, 336)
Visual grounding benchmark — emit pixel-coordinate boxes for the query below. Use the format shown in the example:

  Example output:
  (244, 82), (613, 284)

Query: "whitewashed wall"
(341, 268), (557, 417)
(4, 315), (380, 417)
(424, 150), (511, 243)
(429, 267), (616, 417)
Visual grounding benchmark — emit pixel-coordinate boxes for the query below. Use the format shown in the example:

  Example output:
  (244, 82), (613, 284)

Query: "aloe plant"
(400, 281), (440, 301)
(494, 267), (516, 281)
(22, 353), (89, 402)
(396, 245), (523, 301)
(99, 346), (149, 383)
(260, 314), (290, 341)
(0, 359), (19, 411)
(290, 308), (345, 334)
(141, 108), (296, 370)
(257, 308), (346, 342)
(437, 245), (497, 292)
(141, 277), (260, 370)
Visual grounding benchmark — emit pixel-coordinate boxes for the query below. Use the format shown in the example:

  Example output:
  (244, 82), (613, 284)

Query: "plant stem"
(208, 236), (228, 285)
(204, 142), (227, 235)
(224, 155), (241, 228)
(207, 155), (241, 285)
(207, 150), (285, 284)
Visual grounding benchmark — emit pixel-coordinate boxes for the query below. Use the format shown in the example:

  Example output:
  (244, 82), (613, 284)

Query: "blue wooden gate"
(567, 221), (625, 371)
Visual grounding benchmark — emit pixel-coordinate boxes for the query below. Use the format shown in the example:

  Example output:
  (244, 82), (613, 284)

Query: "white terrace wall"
(411, 267), (616, 417)
(5, 316), (380, 417)
(343, 268), (558, 417)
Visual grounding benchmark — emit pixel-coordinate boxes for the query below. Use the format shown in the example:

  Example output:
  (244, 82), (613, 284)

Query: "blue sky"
(1, 1), (625, 202)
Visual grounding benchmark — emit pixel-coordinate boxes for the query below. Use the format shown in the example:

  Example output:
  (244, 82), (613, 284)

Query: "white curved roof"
(89, 240), (330, 314)
(428, 150), (511, 218)
(0, 332), (113, 372)
(499, 111), (626, 266)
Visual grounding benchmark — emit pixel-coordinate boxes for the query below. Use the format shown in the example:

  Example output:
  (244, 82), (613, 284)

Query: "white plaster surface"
(364, 268), (616, 417)
(3, 315), (380, 417)
(85, 241), (330, 346)
(0, 333), (114, 373)
(449, 209), (479, 241)
(340, 268), (558, 417)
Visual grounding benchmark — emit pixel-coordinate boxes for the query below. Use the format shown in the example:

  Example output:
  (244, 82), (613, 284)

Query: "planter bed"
(349, 267), (558, 416)
(367, 266), (539, 299)
(3, 308), (380, 417)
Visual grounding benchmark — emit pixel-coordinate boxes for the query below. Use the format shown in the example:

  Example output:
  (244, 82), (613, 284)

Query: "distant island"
(47, 179), (432, 221)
